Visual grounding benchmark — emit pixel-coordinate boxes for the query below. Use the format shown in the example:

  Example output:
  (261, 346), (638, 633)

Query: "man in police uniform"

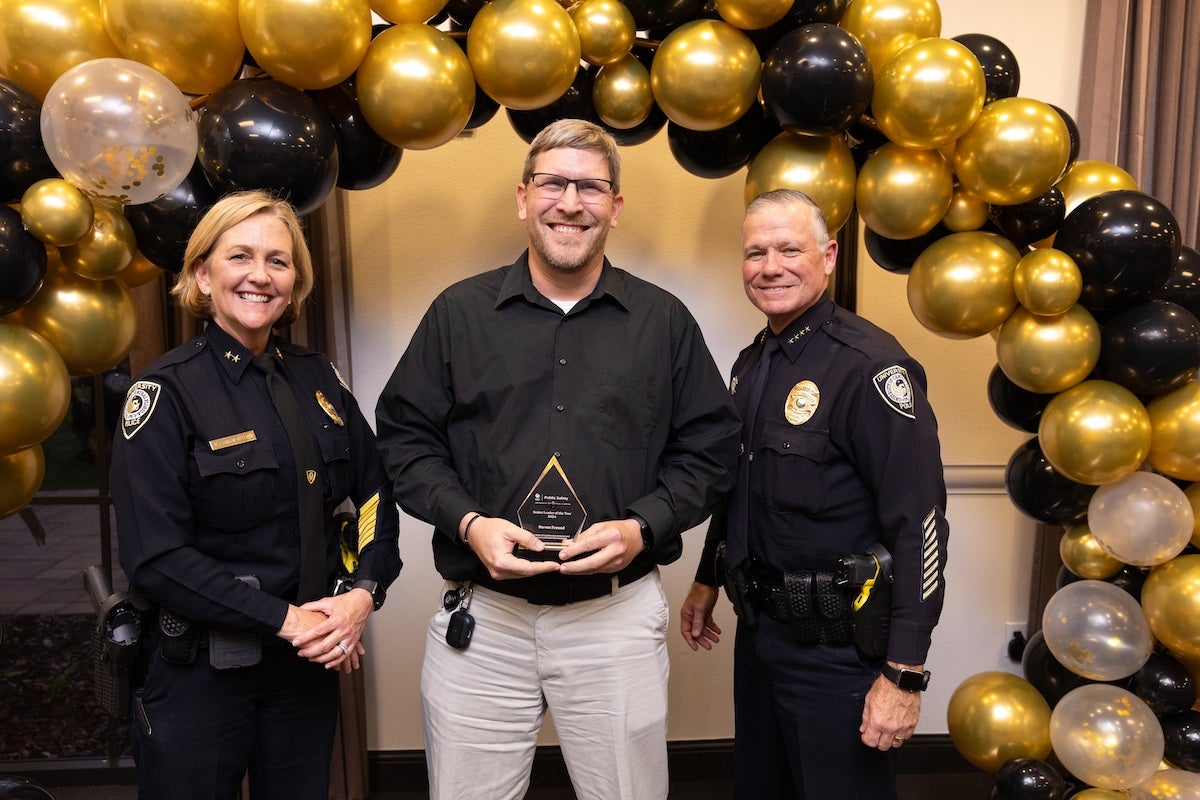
(680, 189), (949, 798)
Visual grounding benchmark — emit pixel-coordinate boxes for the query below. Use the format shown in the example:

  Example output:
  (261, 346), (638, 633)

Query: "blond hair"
(521, 119), (622, 193)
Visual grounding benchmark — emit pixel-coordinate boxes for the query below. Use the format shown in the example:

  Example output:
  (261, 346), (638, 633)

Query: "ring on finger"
(337, 642), (350, 655)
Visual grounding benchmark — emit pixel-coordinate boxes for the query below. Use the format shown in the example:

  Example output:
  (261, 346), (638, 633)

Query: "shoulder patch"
(121, 380), (162, 439)
(872, 366), (915, 419)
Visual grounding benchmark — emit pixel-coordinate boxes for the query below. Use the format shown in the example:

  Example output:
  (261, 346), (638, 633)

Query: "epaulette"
(822, 311), (906, 362)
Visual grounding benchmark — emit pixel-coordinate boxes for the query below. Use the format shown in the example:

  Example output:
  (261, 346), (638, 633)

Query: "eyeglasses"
(528, 173), (614, 202)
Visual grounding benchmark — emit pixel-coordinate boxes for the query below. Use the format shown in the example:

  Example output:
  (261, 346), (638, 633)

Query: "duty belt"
(748, 564), (854, 645)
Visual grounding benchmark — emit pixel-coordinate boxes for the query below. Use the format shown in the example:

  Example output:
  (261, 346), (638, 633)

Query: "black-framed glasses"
(528, 172), (614, 201)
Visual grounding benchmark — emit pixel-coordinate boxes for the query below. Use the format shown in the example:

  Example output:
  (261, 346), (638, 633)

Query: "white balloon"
(1050, 684), (1164, 790)
(1041, 579), (1153, 681)
(1088, 471), (1194, 567)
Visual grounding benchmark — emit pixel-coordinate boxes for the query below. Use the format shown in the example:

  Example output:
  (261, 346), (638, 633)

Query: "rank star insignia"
(223, 350), (241, 363)
(787, 325), (811, 344)
(730, 376), (739, 395)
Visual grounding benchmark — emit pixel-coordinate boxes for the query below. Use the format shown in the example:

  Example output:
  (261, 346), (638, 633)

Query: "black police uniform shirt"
(110, 322), (401, 636)
(375, 251), (742, 594)
(697, 296), (949, 666)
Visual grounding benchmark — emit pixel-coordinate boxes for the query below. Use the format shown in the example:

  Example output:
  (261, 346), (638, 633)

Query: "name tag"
(209, 430), (257, 451)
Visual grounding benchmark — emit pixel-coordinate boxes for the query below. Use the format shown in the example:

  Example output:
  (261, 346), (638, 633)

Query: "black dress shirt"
(376, 252), (741, 596)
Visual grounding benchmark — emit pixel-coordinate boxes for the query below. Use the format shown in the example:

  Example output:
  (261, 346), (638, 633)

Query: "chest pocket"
(759, 419), (829, 515)
(315, 425), (352, 501)
(589, 371), (656, 451)
(192, 441), (279, 531)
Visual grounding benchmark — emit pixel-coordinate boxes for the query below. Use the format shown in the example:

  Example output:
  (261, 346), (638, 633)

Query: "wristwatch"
(881, 663), (930, 692)
(352, 579), (386, 611)
(632, 515), (653, 552)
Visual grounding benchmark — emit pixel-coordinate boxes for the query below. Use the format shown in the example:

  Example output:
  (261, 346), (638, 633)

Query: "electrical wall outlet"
(1005, 622), (1028, 663)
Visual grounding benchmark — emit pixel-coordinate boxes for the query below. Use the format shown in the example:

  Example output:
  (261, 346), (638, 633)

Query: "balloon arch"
(3, 0), (1200, 795)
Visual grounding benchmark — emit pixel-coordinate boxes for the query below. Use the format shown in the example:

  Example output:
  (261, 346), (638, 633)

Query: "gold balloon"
(942, 185), (989, 232)
(1069, 792), (1127, 800)
(953, 98), (1072, 206)
(20, 179), (95, 247)
(17, 256), (138, 376)
(117, 250), (166, 289)
(946, 671), (1053, 772)
(593, 55), (654, 130)
(907, 231), (1021, 338)
(358, 24), (476, 150)
(872, 37), (986, 150)
(0, 444), (45, 518)
(240, 0), (371, 90)
(650, 19), (762, 132)
(1147, 381), (1200, 481)
(0, 322), (70, 455)
(1012, 248), (1082, 317)
(468, 0), (581, 111)
(1060, 523), (1123, 580)
(370, 0), (447, 24)
(99, 0), (244, 95)
(570, 0), (636, 67)
(1056, 160), (1139, 216)
(1186, 483), (1200, 548)
(856, 142), (954, 240)
(1141, 554), (1200, 660)
(996, 305), (1100, 393)
(58, 200), (136, 280)
(744, 132), (857, 233)
(0, 0), (122, 101)
(1038, 380), (1151, 486)
(839, 0), (941, 74)
(715, 0), (793, 31)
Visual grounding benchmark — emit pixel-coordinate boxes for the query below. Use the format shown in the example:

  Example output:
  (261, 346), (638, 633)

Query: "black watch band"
(632, 515), (653, 551)
(352, 579), (386, 611)
(881, 663), (930, 692)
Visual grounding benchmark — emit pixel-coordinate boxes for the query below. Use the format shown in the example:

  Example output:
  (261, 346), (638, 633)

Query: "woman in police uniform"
(110, 190), (401, 800)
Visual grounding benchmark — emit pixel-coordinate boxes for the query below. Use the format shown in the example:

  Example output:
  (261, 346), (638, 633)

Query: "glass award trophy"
(516, 455), (587, 561)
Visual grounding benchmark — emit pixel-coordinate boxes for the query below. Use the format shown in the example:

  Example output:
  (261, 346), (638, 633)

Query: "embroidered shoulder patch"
(872, 366), (915, 419)
(121, 380), (162, 440)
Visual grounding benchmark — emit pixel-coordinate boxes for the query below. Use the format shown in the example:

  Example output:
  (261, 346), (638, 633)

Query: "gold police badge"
(315, 390), (344, 426)
(784, 380), (820, 425)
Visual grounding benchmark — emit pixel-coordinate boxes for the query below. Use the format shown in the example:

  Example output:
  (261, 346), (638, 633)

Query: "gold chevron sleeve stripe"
(357, 492), (380, 552)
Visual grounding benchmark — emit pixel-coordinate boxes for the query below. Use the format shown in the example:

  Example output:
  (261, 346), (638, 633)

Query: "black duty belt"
(476, 560), (653, 606)
(746, 564), (854, 646)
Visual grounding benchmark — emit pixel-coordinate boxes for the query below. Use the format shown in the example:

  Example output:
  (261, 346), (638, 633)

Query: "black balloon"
(1152, 246), (1200, 320)
(1055, 190), (1182, 312)
(1050, 105), (1081, 176)
(445, 0), (487, 27)
(952, 33), (1020, 104)
(0, 77), (58, 203)
(623, 0), (706, 30)
(465, 82), (501, 131)
(1132, 652), (1197, 717)
(847, 121), (890, 171)
(1060, 563), (1148, 601)
(198, 78), (340, 216)
(310, 79), (402, 191)
(1160, 709), (1200, 772)
(1005, 437), (1095, 525)
(994, 187), (1065, 248)
(507, 68), (598, 145)
(1095, 300), (1200, 397)
(761, 24), (873, 137)
(667, 102), (777, 178)
(987, 364), (1053, 433)
(994, 757), (1066, 800)
(1022, 630), (1092, 707)
(0, 204), (47, 315)
(864, 223), (950, 275)
(125, 161), (220, 272)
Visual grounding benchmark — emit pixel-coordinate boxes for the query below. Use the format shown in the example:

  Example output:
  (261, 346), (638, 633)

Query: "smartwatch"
(352, 579), (386, 611)
(881, 663), (930, 692)
(631, 515), (653, 552)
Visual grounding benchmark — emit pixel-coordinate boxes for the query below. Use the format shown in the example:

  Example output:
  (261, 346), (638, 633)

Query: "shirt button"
(553, 451), (561, 458)
(558, 358), (567, 365)
(556, 404), (565, 412)
(236, 459), (246, 468)
(782, 441), (790, 449)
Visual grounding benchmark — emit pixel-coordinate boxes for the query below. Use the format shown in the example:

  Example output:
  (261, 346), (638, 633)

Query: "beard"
(529, 225), (609, 275)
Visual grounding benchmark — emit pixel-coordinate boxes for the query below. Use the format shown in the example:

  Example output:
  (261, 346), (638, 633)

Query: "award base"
(514, 541), (568, 562)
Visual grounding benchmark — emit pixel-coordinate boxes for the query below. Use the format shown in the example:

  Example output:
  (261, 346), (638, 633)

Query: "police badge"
(784, 380), (820, 425)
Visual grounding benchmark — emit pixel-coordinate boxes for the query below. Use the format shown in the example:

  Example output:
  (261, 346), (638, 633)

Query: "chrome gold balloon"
(570, 0), (635, 67)
(942, 185), (989, 232)
(240, 0), (372, 90)
(651, 19), (762, 132)
(856, 142), (953, 240)
(0, 321), (70, 454)
(1037, 379), (1151, 486)
(99, 0), (244, 94)
(371, 0), (448, 24)
(20, 179), (95, 247)
(715, 0), (794, 31)
(1147, 381), (1200, 481)
(872, 37), (986, 150)
(838, 0), (941, 74)
(1141, 554), (1200, 661)
(744, 131), (857, 232)
(1056, 160), (1139, 216)
(995, 305), (1099, 394)
(1187, 483), (1200, 548)
(117, 250), (166, 289)
(0, 444), (45, 518)
(954, 98), (1071, 206)
(594, 55), (654, 130)
(17, 254), (138, 376)
(0, 0), (122, 100)
(946, 671), (1052, 772)
(1012, 248), (1082, 317)
(358, 23), (476, 150)
(468, 0), (581, 111)
(1060, 523), (1122, 580)
(907, 231), (1021, 338)
(59, 200), (136, 280)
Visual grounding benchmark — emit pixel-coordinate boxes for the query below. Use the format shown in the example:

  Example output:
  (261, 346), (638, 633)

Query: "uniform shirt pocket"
(759, 419), (829, 515)
(315, 425), (352, 501)
(192, 441), (279, 531)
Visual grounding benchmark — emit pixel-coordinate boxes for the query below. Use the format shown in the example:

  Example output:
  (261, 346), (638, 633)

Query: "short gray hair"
(745, 189), (830, 248)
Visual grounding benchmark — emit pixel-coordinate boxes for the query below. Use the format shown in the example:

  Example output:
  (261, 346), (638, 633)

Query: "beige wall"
(345, 0), (1087, 750)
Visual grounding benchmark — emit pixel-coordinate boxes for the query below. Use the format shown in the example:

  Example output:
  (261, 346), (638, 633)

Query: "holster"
(836, 543), (894, 659)
(715, 541), (758, 628)
(83, 565), (144, 719)
(158, 606), (200, 665)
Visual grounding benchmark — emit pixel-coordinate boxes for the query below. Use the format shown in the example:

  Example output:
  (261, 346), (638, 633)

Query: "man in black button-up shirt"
(375, 119), (740, 799)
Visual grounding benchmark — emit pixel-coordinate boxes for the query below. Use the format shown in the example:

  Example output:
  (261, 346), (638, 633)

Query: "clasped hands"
(277, 587), (375, 673)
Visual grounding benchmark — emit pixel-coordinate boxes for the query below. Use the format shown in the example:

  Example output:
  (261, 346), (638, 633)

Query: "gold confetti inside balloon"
(744, 131), (857, 232)
(570, 0), (636, 67)
(0, 0), (121, 101)
(1147, 381), (1200, 482)
(240, 0), (372, 90)
(839, 0), (941, 74)
(995, 305), (1100, 394)
(651, 19), (762, 132)
(370, 0), (447, 24)
(0, 444), (45, 518)
(594, 55), (654, 130)
(954, 98), (1071, 206)
(20, 179), (95, 247)
(947, 671), (1052, 772)
(1013, 248), (1082, 317)
(907, 231), (1021, 338)
(0, 321), (70, 455)
(856, 142), (954, 240)
(1038, 380), (1151, 486)
(59, 200), (136, 280)
(872, 36), (986, 150)
(468, 0), (581, 111)
(1050, 684), (1163, 790)
(1056, 160), (1139, 216)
